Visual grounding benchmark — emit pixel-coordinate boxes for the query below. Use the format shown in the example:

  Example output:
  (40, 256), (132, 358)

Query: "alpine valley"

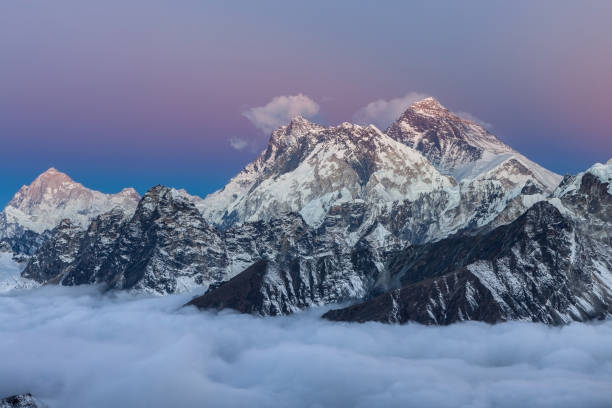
(1, 98), (610, 325)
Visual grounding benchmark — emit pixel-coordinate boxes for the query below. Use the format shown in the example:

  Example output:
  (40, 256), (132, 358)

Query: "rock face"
(0, 394), (45, 408)
(60, 208), (132, 286)
(323, 163), (612, 325)
(23, 186), (381, 300)
(21, 219), (85, 284)
(0, 168), (140, 256)
(22, 187), (226, 294)
(92, 186), (226, 293)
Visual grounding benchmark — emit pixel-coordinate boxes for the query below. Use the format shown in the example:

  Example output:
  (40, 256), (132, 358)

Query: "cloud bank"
(353, 92), (429, 130)
(1, 286), (611, 408)
(243, 94), (320, 135)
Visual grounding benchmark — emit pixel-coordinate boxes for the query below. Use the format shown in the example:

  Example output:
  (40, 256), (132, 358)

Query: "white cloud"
(243, 94), (320, 135)
(353, 92), (429, 130)
(1, 286), (611, 408)
(353, 93), (495, 131)
(229, 137), (249, 151)
(455, 111), (494, 130)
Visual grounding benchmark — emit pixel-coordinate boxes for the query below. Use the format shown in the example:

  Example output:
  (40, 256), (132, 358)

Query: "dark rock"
(21, 219), (84, 283)
(0, 393), (46, 408)
(324, 201), (612, 325)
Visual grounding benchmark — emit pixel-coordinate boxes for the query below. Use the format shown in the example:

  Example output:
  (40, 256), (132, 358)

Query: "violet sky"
(1, 1), (611, 205)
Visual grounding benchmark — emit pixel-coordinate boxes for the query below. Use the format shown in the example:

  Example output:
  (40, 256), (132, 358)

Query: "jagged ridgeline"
(2, 98), (610, 325)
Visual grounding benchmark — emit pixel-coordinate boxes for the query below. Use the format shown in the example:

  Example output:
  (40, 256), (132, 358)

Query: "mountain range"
(1, 97), (609, 325)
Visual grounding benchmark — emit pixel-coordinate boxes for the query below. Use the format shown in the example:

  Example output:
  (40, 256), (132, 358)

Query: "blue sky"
(1, 1), (611, 205)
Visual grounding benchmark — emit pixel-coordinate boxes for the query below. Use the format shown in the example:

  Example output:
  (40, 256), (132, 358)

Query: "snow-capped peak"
(554, 160), (612, 197)
(408, 96), (447, 112)
(268, 116), (325, 147)
(386, 97), (561, 190)
(1, 168), (141, 234)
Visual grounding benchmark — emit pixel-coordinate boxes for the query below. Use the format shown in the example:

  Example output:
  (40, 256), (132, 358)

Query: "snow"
(555, 160), (612, 197)
(0, 251), (38, 293)
(366, 223), (392, 248)
(201, 120), (455, 228)
(464, 280), (478, 309)
(467, 260), (510, 312)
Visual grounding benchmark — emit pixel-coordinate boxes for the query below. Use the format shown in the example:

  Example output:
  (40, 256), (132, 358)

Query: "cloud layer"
(353, 92), (429, 130)
(243, 94), (320, 135)
(1, 286), (611, 408)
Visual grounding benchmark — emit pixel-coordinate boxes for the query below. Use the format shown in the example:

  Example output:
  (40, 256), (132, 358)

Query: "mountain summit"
(4, 168), (139, 233)
(386, 98), (561, 189)
(0, 168), (140, 255)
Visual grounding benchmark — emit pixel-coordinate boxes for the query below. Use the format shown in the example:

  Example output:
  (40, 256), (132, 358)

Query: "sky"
(1, 1), (611, 205)
(1, 285), (612, 408)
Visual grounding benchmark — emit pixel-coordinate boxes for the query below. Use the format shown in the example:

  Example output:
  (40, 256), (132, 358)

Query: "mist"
(1, 285), (611, 408)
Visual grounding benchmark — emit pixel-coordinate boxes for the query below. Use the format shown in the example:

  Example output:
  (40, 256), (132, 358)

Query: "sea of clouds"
(1, 284), (612, 408)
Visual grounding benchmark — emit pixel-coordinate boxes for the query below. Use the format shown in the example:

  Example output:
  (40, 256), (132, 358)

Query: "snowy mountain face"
(198, 99), (561, 251)
(386, 97), (561, 190)
(0, 168), (140, 255)
(200, 117), (456, 228)
(189, 161), (610, 322)
(324, 161), (612, 325)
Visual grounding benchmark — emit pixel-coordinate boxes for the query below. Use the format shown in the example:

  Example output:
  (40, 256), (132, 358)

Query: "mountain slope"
(323, 161), (611, 325)
(188, 161), (609, 322)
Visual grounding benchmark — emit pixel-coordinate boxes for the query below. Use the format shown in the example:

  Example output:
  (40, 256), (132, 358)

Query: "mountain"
(0, 168), (140, 255)
(323, 161), (611, 325)
(11, 98), (606, 327)
(22, 185), (381, 299)
(199, 98), (561, 247)
(200, 117), (456, 228)
(188, 161), (609, 322)
(386, 97), (561, 189)
(22, 187), (224, 293)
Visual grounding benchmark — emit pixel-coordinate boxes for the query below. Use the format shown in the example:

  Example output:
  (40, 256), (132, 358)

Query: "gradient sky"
(1, 1), (611, 206)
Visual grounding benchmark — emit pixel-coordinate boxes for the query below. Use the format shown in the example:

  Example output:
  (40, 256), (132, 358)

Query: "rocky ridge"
(0, 394), (46, 408)
(323, 161), (611, 325)
(22, 186), (379, 301)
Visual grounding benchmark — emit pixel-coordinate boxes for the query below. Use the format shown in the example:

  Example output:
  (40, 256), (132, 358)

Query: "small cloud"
(229, 137), (249, 151)
(243, 94), (320, 135)
(353, 92), (429, 130)
(454, 111), (494, 130)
